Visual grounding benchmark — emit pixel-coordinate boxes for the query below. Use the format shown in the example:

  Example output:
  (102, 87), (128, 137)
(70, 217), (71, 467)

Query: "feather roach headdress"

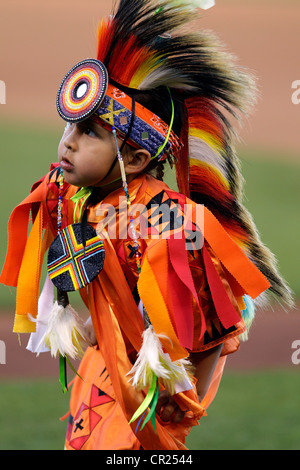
(95, 0), (293, 308)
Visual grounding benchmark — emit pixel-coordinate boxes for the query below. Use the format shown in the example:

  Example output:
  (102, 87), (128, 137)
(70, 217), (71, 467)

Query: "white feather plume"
(128, 325), (193, 395)
(158, 0), (215, 11)
(189, 136), (228, 180)
(138, 67), (197, 91)
(34, 301), (88, 360)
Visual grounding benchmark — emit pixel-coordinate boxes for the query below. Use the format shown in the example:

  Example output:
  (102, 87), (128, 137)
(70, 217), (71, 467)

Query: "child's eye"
(84, 127), (96, 137)
(84, 127), (98, 138)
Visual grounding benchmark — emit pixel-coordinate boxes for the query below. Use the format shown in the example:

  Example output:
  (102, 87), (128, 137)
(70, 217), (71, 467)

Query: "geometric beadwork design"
(142, 190), (203, 257)
(57, 59), (108, 122)
(96, 93), (174, 161)
(47, 223), (105, 292)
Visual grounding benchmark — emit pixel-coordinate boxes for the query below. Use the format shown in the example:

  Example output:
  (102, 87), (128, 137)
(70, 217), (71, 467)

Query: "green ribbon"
(140, 376), (159, 432)
(66, 355), (84, 382)
(151, 88), (175, 161)
(71, 187), (93, 223)
(59, 354), (68, 394)
(129, 374), (159, 433)
(59, 354), (84, 394)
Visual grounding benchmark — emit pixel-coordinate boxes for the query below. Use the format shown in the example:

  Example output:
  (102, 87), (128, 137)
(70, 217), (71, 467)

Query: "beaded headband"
(56, 59), (182, 161)
(93, 83), (182, 160)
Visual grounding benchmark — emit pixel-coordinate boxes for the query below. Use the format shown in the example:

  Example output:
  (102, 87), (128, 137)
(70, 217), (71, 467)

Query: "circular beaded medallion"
(57, 59), (108, 122)
(47, 223), (105, 292)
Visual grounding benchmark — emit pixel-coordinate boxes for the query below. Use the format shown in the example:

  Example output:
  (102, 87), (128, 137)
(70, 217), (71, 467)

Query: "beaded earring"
(112, 127), (141, 274)
(57, 168), (64, 233)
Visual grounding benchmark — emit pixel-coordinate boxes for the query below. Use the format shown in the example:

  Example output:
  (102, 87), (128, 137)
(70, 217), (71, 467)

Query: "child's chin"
(61, 172), (81, 187)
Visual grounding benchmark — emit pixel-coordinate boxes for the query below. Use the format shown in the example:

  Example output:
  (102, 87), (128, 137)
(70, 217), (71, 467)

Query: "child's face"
(58, 118), (123, 188)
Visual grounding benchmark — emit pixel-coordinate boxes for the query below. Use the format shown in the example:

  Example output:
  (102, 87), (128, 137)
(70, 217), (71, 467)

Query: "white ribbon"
(26, 275), (54, 354)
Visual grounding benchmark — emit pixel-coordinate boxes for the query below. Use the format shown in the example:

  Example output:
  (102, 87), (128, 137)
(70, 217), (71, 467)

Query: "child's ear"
(124, 148), (151, 175)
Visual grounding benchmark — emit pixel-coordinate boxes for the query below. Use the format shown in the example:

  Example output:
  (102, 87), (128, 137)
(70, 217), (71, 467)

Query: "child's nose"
(64, 125), (78, 150)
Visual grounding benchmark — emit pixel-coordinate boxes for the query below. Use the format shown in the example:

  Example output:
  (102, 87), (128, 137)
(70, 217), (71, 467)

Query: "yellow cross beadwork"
(100, 98), (126, 126)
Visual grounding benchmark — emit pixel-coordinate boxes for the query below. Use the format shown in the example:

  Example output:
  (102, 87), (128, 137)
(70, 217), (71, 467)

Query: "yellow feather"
(189, 127), (223, 154)
(189, 158), (230, 190)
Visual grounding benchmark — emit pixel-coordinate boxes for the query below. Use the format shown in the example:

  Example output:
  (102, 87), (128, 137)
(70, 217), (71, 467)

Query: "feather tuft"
(127, 325), (192, 396)
(35, 301), (88, 360)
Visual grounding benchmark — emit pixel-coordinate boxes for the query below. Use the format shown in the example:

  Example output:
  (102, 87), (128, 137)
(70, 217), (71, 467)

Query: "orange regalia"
(0, 164), (270, 449)
(0, 0), (292, 451)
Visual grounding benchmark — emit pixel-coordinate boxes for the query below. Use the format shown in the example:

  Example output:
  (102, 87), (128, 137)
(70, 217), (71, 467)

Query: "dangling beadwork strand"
(112, 127), (141, 274)
(56, 167), (69, 393)
(57, 168), (64, 233)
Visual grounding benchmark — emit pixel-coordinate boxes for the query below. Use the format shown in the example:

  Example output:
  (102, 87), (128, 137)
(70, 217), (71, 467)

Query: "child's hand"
(84, 316), (97, 346)
(155, 390), (186, 424)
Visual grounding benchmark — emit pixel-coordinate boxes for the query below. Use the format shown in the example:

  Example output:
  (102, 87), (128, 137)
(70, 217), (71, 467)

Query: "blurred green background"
(0, 0), (299, 451)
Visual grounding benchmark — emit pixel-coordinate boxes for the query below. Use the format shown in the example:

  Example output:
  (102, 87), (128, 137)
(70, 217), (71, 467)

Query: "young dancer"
(0, 0), (292, 450)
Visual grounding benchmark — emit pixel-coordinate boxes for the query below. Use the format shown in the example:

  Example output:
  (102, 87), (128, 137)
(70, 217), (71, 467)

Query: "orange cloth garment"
(1, 169), (271, 450)
(65, 346), (141, 450)
(65, 173), (270, 450)
(87, 238), (205, 449)
(0, 167), (77, 332)
(65, 274), (203, 450)
(0, 177), (49, 332)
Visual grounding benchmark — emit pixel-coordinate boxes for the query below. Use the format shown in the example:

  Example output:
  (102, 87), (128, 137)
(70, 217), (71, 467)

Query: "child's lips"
(60, 156), (74, 171)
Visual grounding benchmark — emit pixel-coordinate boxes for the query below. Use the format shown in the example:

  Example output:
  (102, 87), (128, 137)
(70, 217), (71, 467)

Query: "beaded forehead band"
(57, 59), (182, 161)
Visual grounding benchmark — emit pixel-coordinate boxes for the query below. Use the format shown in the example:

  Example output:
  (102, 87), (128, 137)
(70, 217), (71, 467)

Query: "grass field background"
(0, 121), (299, 450)
(0, 370), (299, 450)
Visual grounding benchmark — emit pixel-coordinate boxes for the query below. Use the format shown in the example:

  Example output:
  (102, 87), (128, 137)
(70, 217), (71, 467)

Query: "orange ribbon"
(203, 208), (270, 298)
